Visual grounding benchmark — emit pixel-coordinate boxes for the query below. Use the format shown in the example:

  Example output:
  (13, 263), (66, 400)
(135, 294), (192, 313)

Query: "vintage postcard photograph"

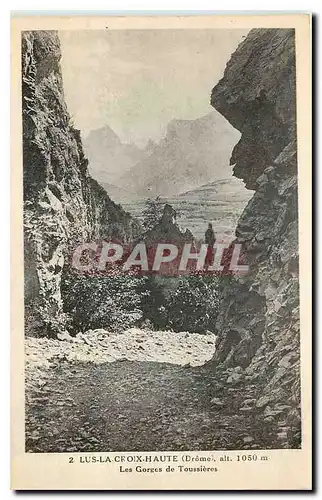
(11, 14), (312, 490)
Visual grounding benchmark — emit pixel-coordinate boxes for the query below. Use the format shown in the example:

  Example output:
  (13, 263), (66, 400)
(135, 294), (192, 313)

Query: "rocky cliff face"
(210, 29), (300, 447)
(212, 29), (296, 190)
(22, 31), (140, 337)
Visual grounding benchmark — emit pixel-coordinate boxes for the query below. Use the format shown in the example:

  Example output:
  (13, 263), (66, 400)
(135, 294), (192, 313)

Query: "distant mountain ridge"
(84, 111), (241, 200)
(179, 177), (253, 202)
(117, 111), (240, 197)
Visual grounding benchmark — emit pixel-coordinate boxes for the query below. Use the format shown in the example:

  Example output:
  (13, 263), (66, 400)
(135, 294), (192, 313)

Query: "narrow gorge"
(23, 28), (300, 452)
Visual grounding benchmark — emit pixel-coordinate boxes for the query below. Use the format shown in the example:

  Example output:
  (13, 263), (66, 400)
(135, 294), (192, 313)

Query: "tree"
(61, 266), (148, 333)
(142, 196), (163, 231)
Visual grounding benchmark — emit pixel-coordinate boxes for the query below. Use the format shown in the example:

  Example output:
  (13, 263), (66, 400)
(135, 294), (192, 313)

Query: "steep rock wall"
(22, 31), (140, 336)
(211, 29), (300, 447)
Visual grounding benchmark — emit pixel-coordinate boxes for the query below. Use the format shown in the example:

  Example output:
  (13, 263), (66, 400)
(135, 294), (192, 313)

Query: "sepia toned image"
(11, 14), (311, 490)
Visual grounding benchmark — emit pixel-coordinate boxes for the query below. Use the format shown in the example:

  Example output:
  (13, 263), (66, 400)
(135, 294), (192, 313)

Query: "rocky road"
(25, 329), (282, 453)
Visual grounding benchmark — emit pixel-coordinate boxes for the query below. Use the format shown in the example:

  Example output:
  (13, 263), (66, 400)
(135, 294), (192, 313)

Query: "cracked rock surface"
(210, 29), (300, 448)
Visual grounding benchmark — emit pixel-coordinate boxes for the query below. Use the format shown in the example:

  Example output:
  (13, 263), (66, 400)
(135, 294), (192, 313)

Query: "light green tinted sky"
(59, 29), (249, 147)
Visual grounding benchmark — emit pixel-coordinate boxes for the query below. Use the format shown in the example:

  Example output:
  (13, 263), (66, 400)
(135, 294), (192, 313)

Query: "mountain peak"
(118, 111), (240, 197)
(85, 124), (121, 146)
(83, 124), (145, 185)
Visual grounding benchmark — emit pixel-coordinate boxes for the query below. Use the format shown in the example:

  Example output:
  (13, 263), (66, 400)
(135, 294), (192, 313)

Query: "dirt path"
(25, 342), (277, 452)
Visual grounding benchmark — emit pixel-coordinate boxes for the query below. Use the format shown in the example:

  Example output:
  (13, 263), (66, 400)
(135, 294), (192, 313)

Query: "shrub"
(61, 267), (148, 333)
(164, 275), (220, 333)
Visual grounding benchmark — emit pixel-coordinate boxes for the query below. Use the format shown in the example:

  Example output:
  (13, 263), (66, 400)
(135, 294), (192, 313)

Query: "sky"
(59, 29), (249, 147)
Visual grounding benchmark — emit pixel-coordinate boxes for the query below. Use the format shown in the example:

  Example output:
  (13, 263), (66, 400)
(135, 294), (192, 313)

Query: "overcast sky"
(59, 29), (249, 147)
